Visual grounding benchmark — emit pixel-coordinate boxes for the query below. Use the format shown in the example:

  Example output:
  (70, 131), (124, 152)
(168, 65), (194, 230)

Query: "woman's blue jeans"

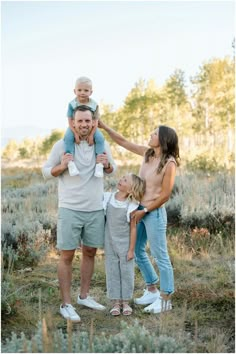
(135, 206), (174, 294)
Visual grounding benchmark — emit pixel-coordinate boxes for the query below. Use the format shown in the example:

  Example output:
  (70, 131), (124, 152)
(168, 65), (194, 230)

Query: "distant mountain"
(1, 125), (63, 148)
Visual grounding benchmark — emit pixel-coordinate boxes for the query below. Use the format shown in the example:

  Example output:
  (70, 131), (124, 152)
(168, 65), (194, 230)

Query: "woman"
(99, 121), (180, 314)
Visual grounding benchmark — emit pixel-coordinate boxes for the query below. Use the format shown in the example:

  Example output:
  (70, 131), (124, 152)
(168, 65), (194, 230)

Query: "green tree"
(18, 138), (34, 159)
(121, 78), (161, 144)
(39, 130), (64, 156)
(161, 69), (192, 135)
(190, 56), (235, 160)
(18, 147), (29, 159)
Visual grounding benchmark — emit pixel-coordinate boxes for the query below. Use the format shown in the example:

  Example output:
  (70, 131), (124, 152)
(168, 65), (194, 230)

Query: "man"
(42, 105), (116, 322)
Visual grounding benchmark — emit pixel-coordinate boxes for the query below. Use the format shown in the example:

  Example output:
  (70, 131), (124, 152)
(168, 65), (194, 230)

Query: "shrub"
(2, 168), (234, 271)
(1, 246), (19, 316)
(1, 181), (58, 268)
(166, 173), (235, 233)
(185, 155), (220, 173)
(184, 152), (234, 173)
(2, 319), (191, 353)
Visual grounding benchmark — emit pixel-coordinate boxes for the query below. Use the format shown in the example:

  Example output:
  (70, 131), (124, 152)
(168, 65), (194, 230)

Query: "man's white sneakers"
(60, 304), (81, 322)
(77, 295), (106, 310)
(68, 161), (80, 176)
(134, 289), (160, 305)
(59, 297), (105, 322)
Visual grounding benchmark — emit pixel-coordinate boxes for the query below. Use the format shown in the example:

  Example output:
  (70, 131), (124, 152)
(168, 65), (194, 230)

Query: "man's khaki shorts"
(57, 207), (105, 250)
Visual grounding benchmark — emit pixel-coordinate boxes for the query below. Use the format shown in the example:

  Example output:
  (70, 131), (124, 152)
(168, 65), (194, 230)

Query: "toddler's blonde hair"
(75, 76), (92, 88)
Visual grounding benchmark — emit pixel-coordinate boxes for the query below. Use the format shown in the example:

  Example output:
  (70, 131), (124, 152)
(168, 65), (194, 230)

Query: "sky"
(1, 0), (235, 145)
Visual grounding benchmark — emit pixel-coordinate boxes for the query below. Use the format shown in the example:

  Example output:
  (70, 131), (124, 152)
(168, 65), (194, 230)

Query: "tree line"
(2, 56), (234, 171)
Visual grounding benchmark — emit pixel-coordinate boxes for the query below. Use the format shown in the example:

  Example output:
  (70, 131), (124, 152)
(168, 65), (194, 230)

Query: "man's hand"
(96, 153), (109, 168)
(61, 153), (73, 168)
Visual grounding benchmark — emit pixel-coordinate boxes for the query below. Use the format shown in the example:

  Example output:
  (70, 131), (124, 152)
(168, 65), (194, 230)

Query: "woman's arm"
(127, 217), (137, 261)
(99, 120), (147, 157)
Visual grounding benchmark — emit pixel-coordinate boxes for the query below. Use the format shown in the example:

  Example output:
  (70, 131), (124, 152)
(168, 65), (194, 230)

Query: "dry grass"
(2, 234), (235, 352)
(1, 167), (235, 352)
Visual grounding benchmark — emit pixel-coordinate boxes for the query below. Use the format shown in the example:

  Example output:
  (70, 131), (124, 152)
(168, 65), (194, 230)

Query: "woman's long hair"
(144, 125), (180, 173)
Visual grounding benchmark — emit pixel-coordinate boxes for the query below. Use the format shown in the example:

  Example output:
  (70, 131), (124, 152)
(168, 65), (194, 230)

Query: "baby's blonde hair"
(129, 174), (146, 202)
(75, 76), (92, 88)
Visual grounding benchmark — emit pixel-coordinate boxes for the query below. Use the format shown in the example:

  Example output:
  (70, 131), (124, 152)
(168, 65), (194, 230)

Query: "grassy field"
(1, 166), (235, 353)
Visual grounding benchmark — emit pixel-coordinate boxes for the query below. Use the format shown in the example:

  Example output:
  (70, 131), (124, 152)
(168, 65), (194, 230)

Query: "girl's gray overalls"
(105, 200), (134, 300)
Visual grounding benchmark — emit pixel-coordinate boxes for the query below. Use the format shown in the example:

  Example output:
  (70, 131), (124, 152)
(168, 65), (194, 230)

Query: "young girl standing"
(103, 173), (145, 316)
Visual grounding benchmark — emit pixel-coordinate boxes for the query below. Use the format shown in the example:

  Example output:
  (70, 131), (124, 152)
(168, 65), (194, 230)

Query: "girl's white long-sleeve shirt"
(103, 192), (139, 222)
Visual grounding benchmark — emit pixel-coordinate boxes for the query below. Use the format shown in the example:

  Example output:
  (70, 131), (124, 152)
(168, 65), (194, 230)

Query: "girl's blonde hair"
(129, 174), (146, 202)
